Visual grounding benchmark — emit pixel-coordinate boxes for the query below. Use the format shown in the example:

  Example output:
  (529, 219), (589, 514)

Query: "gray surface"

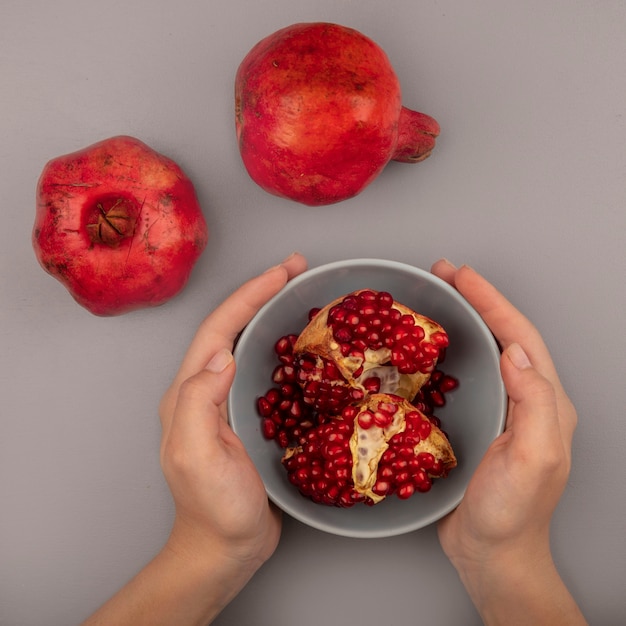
(1, 1), (625, 625)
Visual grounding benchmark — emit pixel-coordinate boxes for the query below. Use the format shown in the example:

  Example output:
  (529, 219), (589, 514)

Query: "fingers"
(500, 343), (573, 471)
(160, 254), (307, 426)
(180, 253), (308, 377)
(431, 259), (561, 390)
(430, 258), (458, 287)
(431, 258), (577, 449)
(161, 353), (237, 464)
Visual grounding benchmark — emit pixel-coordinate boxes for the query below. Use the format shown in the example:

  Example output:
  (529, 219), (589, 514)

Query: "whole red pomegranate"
(33, 136), (208, 316)
(235, 22), (440, 206)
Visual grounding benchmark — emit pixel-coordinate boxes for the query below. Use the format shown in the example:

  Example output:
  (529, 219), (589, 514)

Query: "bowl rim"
(229, 258), (507, 537)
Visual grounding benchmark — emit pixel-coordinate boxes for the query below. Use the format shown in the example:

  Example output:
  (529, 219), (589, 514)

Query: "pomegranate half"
(33, 136), (208, 316)
(235, 22), (440, 206)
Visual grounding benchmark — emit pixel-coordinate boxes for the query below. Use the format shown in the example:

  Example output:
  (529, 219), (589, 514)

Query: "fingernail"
(280, 251), (300, 264)
(263, 252), (300, 274)
(507, 343), (532, 370)
(439, 258), (457, 270)
(206, 348), (234, 373)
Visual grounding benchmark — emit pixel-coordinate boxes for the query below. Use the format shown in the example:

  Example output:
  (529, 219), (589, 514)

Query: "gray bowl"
(228, 259), (507, 538)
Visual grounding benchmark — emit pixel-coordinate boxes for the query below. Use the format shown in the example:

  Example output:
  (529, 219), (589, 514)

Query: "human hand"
(159, 252), (308, 570)
(431, 259), (585, 625)
(82, 254), (309, 626)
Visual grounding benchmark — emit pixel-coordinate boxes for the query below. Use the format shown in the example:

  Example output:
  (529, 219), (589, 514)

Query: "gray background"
(1, 1), (625, 624)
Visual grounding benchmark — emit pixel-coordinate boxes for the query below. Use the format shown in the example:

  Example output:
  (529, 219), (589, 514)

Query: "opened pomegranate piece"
(256, 289), (458, 507)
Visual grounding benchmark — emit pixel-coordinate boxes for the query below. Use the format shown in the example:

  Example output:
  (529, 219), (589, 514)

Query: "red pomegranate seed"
(373, 410), (393, 428)
(357, 410), (374, 429)
(430, 390), (446, 407)
(372, 479), (391, 496)
(416, 452), (435, 470)
(261, 418), (277, 439)
(308, 307), (321, 320)
(362, 377), (381, 393)
(341, 405), (358, 420)
(376, 291), (394, 308)
(257, 396), (273, 417)
(418, 419), (432, 440)
(430, 331), (449, 347)
(440, 374), (459, 392)
(397, 482), (415, 499)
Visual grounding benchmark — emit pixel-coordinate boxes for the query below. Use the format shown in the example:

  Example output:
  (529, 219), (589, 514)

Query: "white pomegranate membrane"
(256, 290), (459, 507)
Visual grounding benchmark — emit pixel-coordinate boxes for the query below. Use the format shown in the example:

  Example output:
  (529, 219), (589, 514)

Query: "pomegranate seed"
(416, 478), (432, 493)
(362, 377), (381, 393)
(422, 342), (440, 358)
(355, 322), (369, 337)
(373, 411), (393, 428)
(334, 326), (352, 342)
(257, 396), (273, 417)
(380, 466), (394, 479)
(376, 291), (393, 308)
(341, 405), (358, 420)
(342, 295), (358, 310)
(289, 400), (303, 418)
(323, 361), (340, 379)
(308, 307), (321, 320)
(275, 335), (295, 356)
(261, 418), (277, 439)
(430, 331), (449, 347)
(283, 416), (297, 429)
(357, 410), (374, 429)
(339, 489), (356, 507)
(409, 326), (426, 341)
(322, 443), (345, 460)
(430, 389), (446, 407)
(395, 470), (410, 484)
(425, 459), (441, 475)
(358, 290), (377, 302)
(416, 452), (435, 470)
(333, 456), (352, 470)
(440, 374), (459, 392)
(298, 356), (316, 371)
(397, 445), (415, 459)
(418, 419), (432, 440)
(346, 312), (360, 326)
(392, 325), (410, 341)
(265, 388), (280, 405)
(418, 359), (434, 373)
(397, 483), (415, 499)
(351, 388), (364, 402)
(359, 303), (377, 317)
(372, 479), (391, 496)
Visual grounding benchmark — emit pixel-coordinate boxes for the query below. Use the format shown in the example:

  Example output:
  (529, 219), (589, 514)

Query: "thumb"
(500, 343), (563, 460)
(162, 349), (236, 447)
(203, 348), (237, 405)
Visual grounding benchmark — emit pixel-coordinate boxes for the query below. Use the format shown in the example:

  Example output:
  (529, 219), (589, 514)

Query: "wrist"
(451, 539), (586, 626)
(165, 514), (268, 584)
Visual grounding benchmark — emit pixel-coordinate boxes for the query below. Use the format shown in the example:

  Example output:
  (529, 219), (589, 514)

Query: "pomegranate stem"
(392, 107), (440, 163)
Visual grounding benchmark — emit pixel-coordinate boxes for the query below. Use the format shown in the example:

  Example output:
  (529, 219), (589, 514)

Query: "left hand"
(159, 253), (308, 567)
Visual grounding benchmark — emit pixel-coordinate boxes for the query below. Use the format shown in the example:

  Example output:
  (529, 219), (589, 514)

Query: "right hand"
(431, 260), (577, 574)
